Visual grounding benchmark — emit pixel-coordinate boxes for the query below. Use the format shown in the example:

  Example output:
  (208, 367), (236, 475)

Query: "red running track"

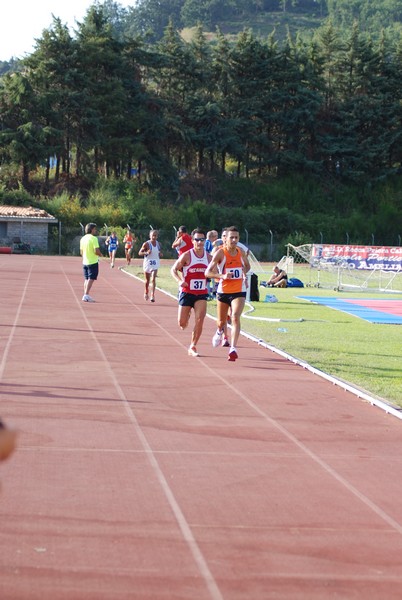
(1, 255), (402, 600)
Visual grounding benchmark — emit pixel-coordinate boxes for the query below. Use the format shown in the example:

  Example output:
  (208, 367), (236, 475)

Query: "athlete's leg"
(228, 296), (246, 348)
(150, 269), (157, 300)
(191, 299), (207, 347)
(178, 305), (192, 330)
(144, 271), (151, 299)
(216, 299), (230, 332)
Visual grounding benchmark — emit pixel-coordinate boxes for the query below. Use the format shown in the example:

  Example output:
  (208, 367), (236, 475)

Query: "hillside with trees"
(1, 1), (402, 252)
(126, 0), (402, 40)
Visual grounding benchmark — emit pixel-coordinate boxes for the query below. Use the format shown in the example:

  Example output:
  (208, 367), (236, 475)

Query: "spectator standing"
(172, 226), (193, 256)
(80, 223), (102, 302)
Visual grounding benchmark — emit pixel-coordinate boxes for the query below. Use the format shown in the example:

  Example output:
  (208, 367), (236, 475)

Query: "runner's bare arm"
(138, 242), (150, 256)
(241, 250), (251, 273)
(171, 253), (189, 284)
(205, 249), (231, 280)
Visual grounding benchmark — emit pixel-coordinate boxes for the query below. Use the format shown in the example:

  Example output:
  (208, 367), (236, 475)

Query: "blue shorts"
(179, 291), (208, 307)
(216, 291), (246, 305)
(83, 263), (99, 280)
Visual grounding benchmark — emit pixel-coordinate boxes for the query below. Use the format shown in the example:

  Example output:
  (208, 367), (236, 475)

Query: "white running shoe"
(188, 346), (199, 357)
(85, 295), (95, 303)
(212, 330), (223, 347)
(82, 294), (88, 301)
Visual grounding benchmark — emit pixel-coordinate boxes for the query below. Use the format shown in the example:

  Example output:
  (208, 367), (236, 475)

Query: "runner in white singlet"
(138, 230), (162, 302)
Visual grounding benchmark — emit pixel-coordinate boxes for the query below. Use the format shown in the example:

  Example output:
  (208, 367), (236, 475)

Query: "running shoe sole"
(228, 350), (238, 361)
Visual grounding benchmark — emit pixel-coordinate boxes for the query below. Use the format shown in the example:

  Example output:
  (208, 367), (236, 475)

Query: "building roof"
(0, 205), (58, 223)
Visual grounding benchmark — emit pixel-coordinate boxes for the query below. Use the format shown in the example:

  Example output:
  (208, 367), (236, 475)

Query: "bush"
(0, 183), (34, 206)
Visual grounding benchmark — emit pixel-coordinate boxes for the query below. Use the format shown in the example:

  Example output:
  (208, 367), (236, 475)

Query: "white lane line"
(121, 270), (402, 420)
(0, 263), (33, 382)
(61, 264), (224, 600)
(112, 272), (402, 537)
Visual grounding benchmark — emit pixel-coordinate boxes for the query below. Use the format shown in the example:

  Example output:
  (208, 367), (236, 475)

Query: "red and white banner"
(311, 245), (402, 271)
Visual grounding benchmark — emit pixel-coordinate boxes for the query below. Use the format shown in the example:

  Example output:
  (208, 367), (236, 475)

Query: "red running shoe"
(227, 348), (238, 361)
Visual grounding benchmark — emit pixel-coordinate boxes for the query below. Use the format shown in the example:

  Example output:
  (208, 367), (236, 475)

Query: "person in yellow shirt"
(80, 223), (102, 302)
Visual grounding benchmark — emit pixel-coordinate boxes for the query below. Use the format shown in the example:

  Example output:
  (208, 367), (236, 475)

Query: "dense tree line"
(2, 3), (402, 198)
(127, 0), (402, 38)
(127, 0), (402, 39)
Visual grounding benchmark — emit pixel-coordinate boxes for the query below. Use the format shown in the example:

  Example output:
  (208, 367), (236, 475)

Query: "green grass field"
(124, 260), (402, 408)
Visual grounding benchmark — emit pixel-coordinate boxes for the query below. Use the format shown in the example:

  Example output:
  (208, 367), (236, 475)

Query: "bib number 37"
(190, 279), (206, 291)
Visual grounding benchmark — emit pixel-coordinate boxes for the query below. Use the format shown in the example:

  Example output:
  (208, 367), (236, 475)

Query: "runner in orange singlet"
(205, 226), (250, 362)
(123, 228), (137, 265)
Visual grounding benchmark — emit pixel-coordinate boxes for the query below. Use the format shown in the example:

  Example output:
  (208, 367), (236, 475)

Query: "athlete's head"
(191, 228), (206, 249)
(191, 228), (206, 239)
(85, 223), (97, 235)
(225, 226), (239, 247)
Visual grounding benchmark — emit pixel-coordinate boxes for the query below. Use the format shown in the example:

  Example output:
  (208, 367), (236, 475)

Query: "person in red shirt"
(172, 226), (193, 256)
(171, 228), (212, 357)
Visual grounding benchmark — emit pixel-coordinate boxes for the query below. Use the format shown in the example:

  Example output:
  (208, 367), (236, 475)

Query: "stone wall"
(0, 221), (50, 252)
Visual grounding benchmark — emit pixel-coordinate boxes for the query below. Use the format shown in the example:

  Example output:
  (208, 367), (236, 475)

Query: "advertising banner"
(311, 245), (402, 271)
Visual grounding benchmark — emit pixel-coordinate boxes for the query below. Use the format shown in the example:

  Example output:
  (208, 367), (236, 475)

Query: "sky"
(0, 1), (134, 61)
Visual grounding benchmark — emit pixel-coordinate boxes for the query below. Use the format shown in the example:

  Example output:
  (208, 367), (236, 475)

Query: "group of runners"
(104, 229), (137, 268)
(80, 224), (251, 361)
(170, 226), (251, 361)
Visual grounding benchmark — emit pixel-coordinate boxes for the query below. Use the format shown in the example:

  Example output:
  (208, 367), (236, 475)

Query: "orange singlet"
(217, 247), (246, 294)
(124, 233), (133, 249)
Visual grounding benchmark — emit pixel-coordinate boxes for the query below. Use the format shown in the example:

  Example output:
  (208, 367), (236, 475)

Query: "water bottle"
(277, 327), (288, 333)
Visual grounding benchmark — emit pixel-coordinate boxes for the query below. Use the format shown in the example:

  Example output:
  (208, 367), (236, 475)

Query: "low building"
(0, 205), (58, 253)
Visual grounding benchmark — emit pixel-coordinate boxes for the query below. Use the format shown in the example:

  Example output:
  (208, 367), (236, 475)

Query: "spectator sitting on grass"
(268, 266), (288, 288)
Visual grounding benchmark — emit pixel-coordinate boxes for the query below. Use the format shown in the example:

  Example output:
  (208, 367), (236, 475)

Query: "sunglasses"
(194, 238), (205, 242)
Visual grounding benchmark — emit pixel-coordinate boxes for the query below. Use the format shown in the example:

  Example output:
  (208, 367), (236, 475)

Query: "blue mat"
(298, 297), (402, 324)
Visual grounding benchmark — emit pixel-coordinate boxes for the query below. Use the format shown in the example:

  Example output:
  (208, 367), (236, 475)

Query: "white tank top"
(143, 241), (160, 272)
